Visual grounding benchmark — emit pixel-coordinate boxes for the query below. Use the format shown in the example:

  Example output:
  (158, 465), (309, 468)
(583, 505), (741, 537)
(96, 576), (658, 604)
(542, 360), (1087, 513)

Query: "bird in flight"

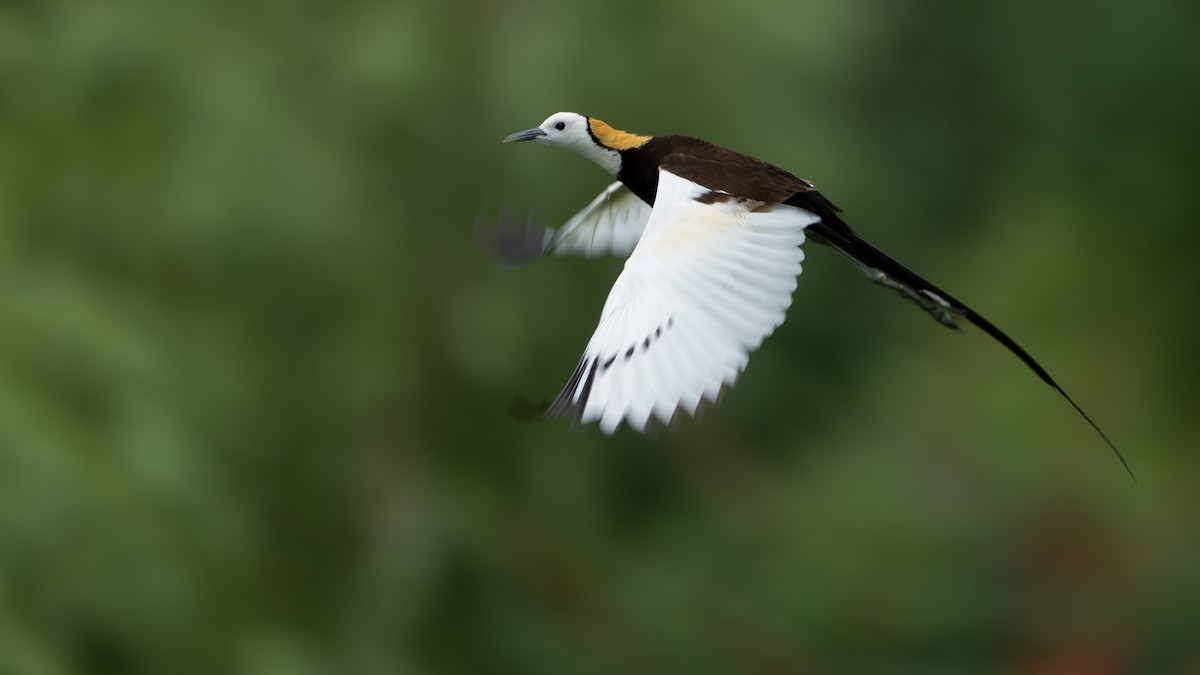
(501, 112), (1133, 480)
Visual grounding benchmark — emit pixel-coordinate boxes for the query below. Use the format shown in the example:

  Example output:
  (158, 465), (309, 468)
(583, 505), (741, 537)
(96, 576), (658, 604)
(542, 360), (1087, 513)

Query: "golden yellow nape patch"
(588, 118), (651, 151)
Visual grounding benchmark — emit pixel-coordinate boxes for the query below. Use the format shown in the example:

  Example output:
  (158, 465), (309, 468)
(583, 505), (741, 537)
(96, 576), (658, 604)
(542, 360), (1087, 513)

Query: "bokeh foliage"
(1, 0), (1198, 672)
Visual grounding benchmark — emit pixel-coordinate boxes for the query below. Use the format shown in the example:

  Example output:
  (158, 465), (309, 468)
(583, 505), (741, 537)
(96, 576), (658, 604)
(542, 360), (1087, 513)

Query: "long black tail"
(804, 218), (1136, 483)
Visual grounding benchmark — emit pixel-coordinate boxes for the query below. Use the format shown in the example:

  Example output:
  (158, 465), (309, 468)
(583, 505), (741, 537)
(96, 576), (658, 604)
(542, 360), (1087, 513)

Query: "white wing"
(546, 181), (652, 258)
(547, 169), (820, 433)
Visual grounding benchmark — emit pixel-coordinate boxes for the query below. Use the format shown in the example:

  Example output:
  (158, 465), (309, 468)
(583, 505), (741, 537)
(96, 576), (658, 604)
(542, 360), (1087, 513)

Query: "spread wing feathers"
(546, 169), (819, 434)
(547, 181), (653, 258)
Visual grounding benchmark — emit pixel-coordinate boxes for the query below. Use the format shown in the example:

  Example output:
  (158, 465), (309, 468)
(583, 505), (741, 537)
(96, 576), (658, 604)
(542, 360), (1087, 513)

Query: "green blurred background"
(2, 0), (1199, 672)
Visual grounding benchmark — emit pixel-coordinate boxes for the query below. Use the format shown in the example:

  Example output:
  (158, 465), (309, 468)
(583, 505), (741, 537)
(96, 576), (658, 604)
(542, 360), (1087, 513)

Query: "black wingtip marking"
(546, 357), (599, 424)
(478, 206), (552, 267)
(542, 318), (678, 431)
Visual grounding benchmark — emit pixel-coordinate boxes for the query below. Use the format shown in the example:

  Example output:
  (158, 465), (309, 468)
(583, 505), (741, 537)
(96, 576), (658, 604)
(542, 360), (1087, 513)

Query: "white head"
(503, 112), (651, 176)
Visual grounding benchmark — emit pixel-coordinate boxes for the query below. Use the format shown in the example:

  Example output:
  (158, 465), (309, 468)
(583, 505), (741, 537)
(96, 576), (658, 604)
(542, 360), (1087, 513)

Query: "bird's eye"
(554, 121), (566, 131)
